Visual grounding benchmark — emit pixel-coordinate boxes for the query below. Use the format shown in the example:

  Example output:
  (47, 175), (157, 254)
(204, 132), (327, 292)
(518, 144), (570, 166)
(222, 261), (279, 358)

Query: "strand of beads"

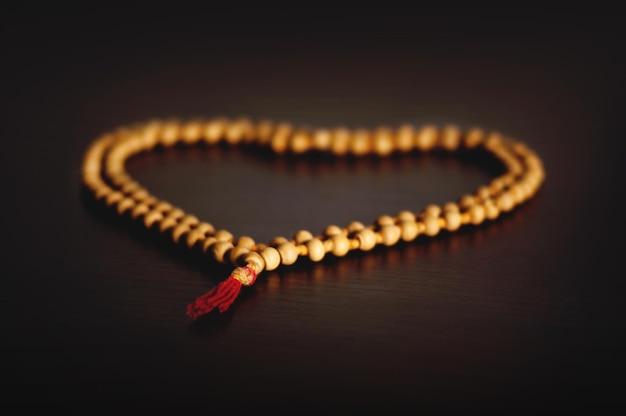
(81, 118), (545, 318)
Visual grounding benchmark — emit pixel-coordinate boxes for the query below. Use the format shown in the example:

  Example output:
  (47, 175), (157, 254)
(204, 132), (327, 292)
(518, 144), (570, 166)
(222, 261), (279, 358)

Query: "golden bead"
(442, 202), (459, 213)
(459, 195), (476, 209)
(289, 130), (311, 154)
(293, 230), (314, 244)
(160, 122), (180, 147)
(423, 204), (441, 218)
(483, 199), (499, 220)
(497, 192), (515, 212)
(269, 236), (289, 246)
(395, 124), (414, 152)
(346, 221), (365, 234)
(444, 210), (462, 231)
(172, 223), (191, 244)
(373, 127), (394, 156)
(277, 242), (299, 265)
(331, 234), (350, 257)
(440, 125), (461, 151)
(229, 246), (250, 265)
(214, 229), (234, 242)
(181, 121), (203, 144)
(143, 210), (164, 228)
(105, 191), (124, 207)
(376, 215), (395, 227)
(469, 204), (486, 225)
(350, 129), (371, 156)
(235, 235), (255, 249)
(186, 229), (207, 248)
(331, 128), (350, 156)
(312, 129), (332, 151)
(131, 203), (150, 219)
(416, 125), (438, 151)
(399, 220), (419, 242)
(260, 247), (281, 271)
(212, 241), (234, 263)
(116, 197), (135, 215)
(203, 118), (227, 144)
(244, 252), (265, 273)
(323, 225), (343, 238)
(423, 216), (440, 237)
(464, 128), (484, 148)
(356, 228), (377, 251)
(306, 238), (325, 262)
(396, 210), (415, 222)
(202, 237), (218, 253)
(380, 225), (401, 246)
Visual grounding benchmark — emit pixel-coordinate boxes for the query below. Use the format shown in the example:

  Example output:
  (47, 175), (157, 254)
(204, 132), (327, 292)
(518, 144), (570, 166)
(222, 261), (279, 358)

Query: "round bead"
(423, 204), (441, 218)
(346, 221), (365, 234)
(356, 228), (377, 251)
(202, 237), (218, 253)
(376, 215), (395, 227)
(484, 199), (500, 220)
(212, 241), (234, 263)
(143, 210), (163, 228)
(444, 210), (462, 231)
(293, 230), (314, 244)
(323, 225), (343, 237)
(331, 234), (350, 257)
(312, 129), (332, 150)
(373, 128), (394, 156)
(244, 252), (265, 273)
(171, 223), (191, 243)
(497, 192), (515, 212)
(260, 247), (281, 271)
(380, 225), (401, 246)
(214, 229), (234, 242)
(395, 125), (414, 152)
(396, 210), (415, 222)
(464, 128), (484, 148)
(416, 125), (438, 151)
(277, 242), (299, 265)
(289, 131), (311, 154)
(235, 235), (255, 249)
(440, 125), (461, 151)
(306, 238), (325, 262)
(469, 204), (486, 225)
(229, 246), (250, 265)
(399, 220), (419, 242)
(350, 129), (371, 156)
(423, 216), (440, 237)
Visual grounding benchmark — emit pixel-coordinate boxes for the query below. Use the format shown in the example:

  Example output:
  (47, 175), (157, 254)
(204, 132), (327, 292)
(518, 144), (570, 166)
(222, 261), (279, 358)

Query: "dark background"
(1, 4), (625, 415)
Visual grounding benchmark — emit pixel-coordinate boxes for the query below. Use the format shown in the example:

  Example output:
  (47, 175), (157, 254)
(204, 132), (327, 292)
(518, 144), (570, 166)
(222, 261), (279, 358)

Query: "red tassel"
(186, 266), (257, 320)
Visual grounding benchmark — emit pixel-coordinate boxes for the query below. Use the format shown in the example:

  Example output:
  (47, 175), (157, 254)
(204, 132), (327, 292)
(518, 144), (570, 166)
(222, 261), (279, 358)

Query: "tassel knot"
(186, 266), (257, 320)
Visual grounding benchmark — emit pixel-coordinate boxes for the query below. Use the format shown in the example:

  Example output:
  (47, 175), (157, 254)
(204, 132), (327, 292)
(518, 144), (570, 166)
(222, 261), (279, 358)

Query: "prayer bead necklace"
(81, 118), (545, 320)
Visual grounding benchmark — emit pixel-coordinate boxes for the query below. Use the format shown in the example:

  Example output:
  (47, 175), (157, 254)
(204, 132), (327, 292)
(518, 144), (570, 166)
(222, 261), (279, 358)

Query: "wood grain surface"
(1, 5), (624, 415)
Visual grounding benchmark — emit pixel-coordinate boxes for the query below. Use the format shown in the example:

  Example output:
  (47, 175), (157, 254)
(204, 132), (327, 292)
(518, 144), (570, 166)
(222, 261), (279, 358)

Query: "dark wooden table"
(2, 6), (624, 414)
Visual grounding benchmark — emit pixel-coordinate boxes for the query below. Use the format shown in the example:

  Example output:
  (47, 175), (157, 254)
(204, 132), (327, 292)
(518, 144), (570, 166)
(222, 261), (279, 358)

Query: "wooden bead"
(331, 234), (350, 257)
(444, 210), (462, 231)
(229, 246), (250, 265)
(143, 210), (164, 228)
(312, 129), (332, 150)
(464, 127), (484, 148)
(212, 241), (234, 263)
(350, 129), (371, 156)
(376, 215), (395, 227)
(202, 237), (218, 253)
(440, 125), (461, 151)
(399, 220), (419, 242)
(416, 125), (438, 151)
(293, 230), (314, 244)
(346, 221), (365, 234)
(277, 242), (299, 265)
(380, 225), (401, 246)
(235, 235), (255, 249)
(395, 124), (414, 152)
(423, 204), (441, 218)
(469, 204), (486, 225)
(260, 247), (281, 271)
(289, 130), (311, 154)
(323, 225), (343, 238)
(214, 229), (234, 242)
(396, 210), (415, 222)
(356, 228), (377, 251)
(423, 216), (440, 237)
(497, 192), (515, 212)
(373, 128), (394, 156)
(484, 199), (499, 220)
(270, 236), (289, 246)
(172, 223), (191, 243)
(244, 252), (265, 273)
(306, 238), (325, 262)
